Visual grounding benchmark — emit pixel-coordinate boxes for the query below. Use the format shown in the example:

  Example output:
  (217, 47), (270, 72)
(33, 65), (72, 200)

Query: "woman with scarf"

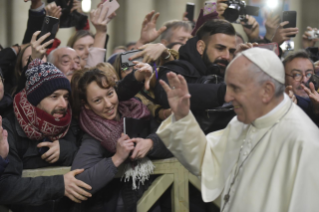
(70, 64), (172, 212)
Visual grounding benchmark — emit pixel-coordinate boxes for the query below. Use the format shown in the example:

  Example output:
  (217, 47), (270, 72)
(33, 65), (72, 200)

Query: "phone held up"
(38, 16), (59, 49)
(103, 0), (120, 20)
(120, 50), (143, 71)
(282, 11), (297, 37)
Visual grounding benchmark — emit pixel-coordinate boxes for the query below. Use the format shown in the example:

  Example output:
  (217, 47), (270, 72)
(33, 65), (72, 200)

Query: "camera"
(308, 29), (319, 39)
(222, 0), (259, 23)
(47, 0), (88, 29)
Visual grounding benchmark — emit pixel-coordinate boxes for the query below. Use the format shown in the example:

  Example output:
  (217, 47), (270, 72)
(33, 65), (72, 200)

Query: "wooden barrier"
(0, 158), (220, 212)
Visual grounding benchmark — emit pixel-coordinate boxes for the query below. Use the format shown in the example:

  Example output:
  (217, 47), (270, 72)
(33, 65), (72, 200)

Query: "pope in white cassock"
(156, 47), (319, 212)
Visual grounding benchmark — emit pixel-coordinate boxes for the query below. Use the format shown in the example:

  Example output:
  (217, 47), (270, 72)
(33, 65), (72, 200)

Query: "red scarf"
(13, 89), (72, 141)
(79, 98), (151, 153)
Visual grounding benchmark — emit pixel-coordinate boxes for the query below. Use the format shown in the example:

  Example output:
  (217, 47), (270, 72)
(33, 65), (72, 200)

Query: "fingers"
(72, 169), (85, 176)
(157, 26), (167, 36)
(301, 84), (312, 96)
(167, 72), (180, 90)
(145, 10), (155, 23)
(152, 12), (160, 24)
(74, 179), (93, 194)
(37, 142), (53, 148)
(41, 148), (54, 160)
(279, 21), (289, 28)
(46, 153), (58, 163)
(285, 85), (293, 95)
(159, 79), (172, 94)
(31, 31), (41, 43)
(130, 51), (144, 61)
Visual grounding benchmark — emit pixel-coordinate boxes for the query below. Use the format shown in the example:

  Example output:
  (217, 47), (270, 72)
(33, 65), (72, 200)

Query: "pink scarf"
(13, 89), (72, 141)
(79, 98), (151, 153)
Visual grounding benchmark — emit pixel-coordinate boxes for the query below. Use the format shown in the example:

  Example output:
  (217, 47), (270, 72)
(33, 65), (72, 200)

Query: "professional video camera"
(47, 0), (88, 29)
(222, 0), (260, 23)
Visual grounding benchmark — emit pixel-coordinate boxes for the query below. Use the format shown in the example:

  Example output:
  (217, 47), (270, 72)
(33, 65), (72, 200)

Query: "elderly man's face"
(225, 56), (265, 124)
(202, 33), (237, 75)
(53, 48), (81, 81)
(284, 58), (314, 98)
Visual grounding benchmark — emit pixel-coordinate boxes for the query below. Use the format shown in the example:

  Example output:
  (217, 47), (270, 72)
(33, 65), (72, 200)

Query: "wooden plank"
(137, 174), (174, 212)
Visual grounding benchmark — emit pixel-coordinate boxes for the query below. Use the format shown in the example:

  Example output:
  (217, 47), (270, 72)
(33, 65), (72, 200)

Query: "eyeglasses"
(285, 72), (313, 82)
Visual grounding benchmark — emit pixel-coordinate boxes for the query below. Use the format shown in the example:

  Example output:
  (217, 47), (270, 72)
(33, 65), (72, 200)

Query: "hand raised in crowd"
(264, 11), (280, 41)
(0, 116), (9, 160)
(285, 85), (297, 104)
(30, 31), (54, 60)
(271, 21), (299, 45)
(37, 140), (60, 163)
(130, 138), (153, 160)
(71, 0), (84, 14)
(133, 61), (153, 90)
(235, 42), (258, 55)
(302, 27), (319, 49)
(112, 133), (134, 167)
(136, 11), (167, 47)
(130, 43), (171, 63)
(216, 0), (228, 19)
(182, 11), (197, 23)
(90, 3), (109, 33)
(301, 83), (319, 115)
(241, 15), (260, 42)
(45, 2), (62, 19)
(159, 72), (191, 121)
(64, 169), (92, 203)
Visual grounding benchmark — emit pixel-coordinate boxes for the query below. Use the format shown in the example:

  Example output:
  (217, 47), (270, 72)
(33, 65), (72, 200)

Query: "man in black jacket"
(0, 57), (93, 211)
(155, 19), (237, 134)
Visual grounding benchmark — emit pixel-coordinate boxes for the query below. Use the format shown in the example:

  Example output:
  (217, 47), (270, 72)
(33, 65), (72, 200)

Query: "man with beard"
(0, 57), (93, 210)
(155, 19), (237, 134)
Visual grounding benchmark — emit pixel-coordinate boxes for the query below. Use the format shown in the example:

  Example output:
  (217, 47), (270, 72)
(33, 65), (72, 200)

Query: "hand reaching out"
(130, 138), (153, 160)
(90, 3), (109, 33)
(285, 85), (297, 104)
(133, 61), (153, 90)
(37, 140), (60, 163)
(264, 11), (280, 41)
(45, 2), (62, 19)
(241, 15), (259, 41)
(159, 72), (191, 121)
(0, 116), (9, 159)
(137, 11), (167, 46)
(130, 43), (168, 63)
(301, 83), (319, 115)
(30, 31), (54, 60)
(271, 22), (299, 45)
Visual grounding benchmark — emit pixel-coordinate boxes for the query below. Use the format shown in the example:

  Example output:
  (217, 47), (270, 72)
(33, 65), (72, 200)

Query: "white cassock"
(156, 94), (319, 212)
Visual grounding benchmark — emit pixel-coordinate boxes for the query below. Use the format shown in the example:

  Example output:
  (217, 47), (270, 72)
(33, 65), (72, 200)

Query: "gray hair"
(47, 46), (69, 64)
(160, 20), (192, 42)
(248, 62), (285, 97)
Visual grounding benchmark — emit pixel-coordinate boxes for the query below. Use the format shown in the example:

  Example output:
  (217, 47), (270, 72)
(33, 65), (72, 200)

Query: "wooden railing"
(0, 158), (220, 212)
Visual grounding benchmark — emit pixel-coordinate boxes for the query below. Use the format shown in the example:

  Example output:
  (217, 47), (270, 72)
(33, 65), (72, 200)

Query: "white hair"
(248, 62), (285, 97)
(47, 46), (70, 64)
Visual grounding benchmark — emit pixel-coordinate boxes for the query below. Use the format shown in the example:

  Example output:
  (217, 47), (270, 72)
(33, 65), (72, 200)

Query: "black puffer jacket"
(154, 37), (235, 134)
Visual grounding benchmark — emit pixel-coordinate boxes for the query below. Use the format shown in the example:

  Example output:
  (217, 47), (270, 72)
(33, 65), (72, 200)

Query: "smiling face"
(73, 35), (94, 68)
(225, 56), (266, 124)
(37, 89), (69, 118)
(284, 57), (314, 98)
(84, 80), (119, 121)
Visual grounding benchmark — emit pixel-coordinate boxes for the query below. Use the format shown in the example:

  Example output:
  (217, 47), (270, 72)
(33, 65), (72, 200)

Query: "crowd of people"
(0, 0), (319, 211)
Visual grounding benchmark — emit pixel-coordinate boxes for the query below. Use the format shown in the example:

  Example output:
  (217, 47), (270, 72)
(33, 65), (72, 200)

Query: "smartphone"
(257, 43), (279, 56)
(120, 50), (143, 70)
(38, 16), (59, 49)
(103, 0), (120, 20)
(186, 3), (195, 22)
(282, 11), (297, 37)
(306, 75), (319, 91)
(204, 2), (216, 16)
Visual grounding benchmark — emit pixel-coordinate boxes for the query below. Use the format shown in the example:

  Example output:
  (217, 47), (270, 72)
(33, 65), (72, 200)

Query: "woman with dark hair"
(70, 65), (172, 211)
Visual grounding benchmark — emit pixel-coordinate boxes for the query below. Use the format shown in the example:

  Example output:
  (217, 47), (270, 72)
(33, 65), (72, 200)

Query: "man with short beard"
(155, 19), (237, 135)
(0, 58), (93, 211)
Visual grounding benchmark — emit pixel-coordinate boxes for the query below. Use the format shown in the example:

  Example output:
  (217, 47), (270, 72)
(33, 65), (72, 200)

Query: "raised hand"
(285, 85), (297, 104)
(136, 11), (167, 47)
(37, 140), (60, 164)
(130, 138), (153, 160)
(30, 31), (54, 60)
(64, 169), (92, 203)
(159, 72), (191, 121)
(133, 61), (153, 90)
(271, 21), (299, 45)
(216, 0), (228, 19)
(301, 83), (319, 115)
(45, 2), (62, 19)
(71, 0), (84, 14)
(264, 11), (280, 41)
(0, 116), (9, 159)
(235, 42), (258, 55)
(130, 43), (169, 63)
(302, 27), (319, 49)
(241, 15), (259, 41)
(90, 3), (109, 33)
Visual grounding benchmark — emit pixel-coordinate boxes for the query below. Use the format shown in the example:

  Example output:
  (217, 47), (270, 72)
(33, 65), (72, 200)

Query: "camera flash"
(266, 0), (279, 10)
(82, 0), (91, 13)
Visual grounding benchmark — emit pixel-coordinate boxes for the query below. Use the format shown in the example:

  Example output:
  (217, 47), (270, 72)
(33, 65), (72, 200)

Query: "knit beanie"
(25, 59), (71, 106)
